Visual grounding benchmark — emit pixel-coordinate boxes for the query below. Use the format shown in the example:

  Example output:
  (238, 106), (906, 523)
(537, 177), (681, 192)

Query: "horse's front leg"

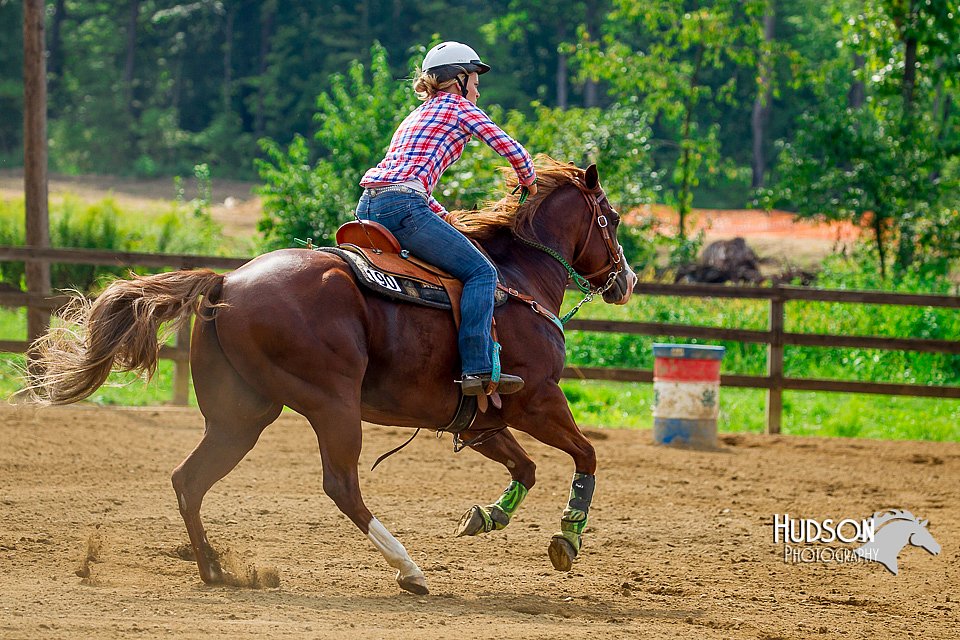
(455, 427), (536, 537)
(505, 384), (597, 571)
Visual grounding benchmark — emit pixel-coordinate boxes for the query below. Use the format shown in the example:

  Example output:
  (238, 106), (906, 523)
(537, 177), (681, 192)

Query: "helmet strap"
(451, 65), (469, 96)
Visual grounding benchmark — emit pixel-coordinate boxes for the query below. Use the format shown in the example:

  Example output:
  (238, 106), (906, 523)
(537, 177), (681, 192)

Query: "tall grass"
(0, 194), (235, 291)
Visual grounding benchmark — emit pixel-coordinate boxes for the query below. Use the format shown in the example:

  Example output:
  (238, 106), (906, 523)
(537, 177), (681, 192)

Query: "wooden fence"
(2, 245), (959, 433)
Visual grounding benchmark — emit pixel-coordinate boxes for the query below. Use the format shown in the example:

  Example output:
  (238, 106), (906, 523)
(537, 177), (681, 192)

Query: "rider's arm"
(457, 102), (536, 187)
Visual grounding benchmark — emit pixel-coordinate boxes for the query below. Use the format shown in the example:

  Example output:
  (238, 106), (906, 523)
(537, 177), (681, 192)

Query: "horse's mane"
(447, 155), (586, 240)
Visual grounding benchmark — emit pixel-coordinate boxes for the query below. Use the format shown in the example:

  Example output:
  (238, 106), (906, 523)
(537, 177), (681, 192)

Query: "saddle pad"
(320, 246), (453, 309)
(318, 246), (507, 310)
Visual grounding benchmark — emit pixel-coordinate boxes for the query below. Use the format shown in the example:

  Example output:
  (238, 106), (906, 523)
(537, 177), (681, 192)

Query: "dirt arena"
(1, 404), (957, 639)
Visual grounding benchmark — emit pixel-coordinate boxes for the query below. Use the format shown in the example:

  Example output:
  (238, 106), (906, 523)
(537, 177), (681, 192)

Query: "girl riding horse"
(358, 41), (537, 397)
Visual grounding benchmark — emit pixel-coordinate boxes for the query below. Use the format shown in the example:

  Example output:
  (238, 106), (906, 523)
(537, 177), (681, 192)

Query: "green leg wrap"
(488, 480), (529, 529)
(556, 472), (596, 553)
(457, 480), (529, 537)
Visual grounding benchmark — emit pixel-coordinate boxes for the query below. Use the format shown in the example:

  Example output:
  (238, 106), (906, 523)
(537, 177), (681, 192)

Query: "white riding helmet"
(421, 41), (491, 77)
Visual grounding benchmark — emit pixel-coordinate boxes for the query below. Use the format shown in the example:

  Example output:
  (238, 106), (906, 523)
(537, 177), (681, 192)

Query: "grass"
(2, 287), (958, 440)
(1, 190), (957, 441)
(561, 379), (960, 441)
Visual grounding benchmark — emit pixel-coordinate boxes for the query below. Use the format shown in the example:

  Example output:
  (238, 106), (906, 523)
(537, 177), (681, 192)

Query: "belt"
(363, 185), (428, 200)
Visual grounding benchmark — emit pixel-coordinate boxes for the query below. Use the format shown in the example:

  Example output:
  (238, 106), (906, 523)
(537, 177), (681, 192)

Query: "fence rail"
(2, 245), (958, 432)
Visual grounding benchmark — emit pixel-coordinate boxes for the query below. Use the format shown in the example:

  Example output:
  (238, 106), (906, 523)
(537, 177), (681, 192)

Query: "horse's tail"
(24, 269), (225, 405)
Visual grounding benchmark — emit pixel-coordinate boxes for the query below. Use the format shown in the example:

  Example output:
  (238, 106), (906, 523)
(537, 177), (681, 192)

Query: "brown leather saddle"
(334, 220), (470, 325)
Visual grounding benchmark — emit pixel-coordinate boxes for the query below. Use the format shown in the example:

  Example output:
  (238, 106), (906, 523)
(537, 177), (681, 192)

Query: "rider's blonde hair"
(412, 68), (463, 101)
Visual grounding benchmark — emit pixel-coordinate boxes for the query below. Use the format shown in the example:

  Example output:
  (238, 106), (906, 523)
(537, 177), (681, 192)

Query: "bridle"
(515, 182), (626, 324)
(572, 186), (624, 286)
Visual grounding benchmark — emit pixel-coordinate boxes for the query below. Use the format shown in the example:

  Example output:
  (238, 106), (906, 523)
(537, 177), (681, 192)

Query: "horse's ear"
(921, 520), (928, 527)
(585, 164), (599, 190)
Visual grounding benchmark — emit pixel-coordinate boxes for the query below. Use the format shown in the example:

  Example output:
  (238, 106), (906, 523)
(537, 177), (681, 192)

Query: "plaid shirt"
(361, 91), (536, 216)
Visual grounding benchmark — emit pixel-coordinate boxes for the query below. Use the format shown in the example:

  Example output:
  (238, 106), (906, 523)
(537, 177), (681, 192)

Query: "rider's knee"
(465, 260), (497, 287)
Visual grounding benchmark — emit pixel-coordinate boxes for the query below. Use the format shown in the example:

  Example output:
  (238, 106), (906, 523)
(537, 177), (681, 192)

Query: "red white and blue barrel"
(652, 343), (725, 447)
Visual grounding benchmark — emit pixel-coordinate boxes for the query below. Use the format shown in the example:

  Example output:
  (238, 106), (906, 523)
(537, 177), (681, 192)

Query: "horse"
(854, 509), (941, 575)
(25, 157), (638, 595)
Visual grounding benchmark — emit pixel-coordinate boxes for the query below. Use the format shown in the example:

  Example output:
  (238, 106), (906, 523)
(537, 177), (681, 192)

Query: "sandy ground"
(1, 404), (956, 639)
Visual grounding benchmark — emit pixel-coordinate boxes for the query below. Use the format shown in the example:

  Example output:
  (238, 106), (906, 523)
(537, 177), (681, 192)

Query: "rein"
(514, 185), (625, 326)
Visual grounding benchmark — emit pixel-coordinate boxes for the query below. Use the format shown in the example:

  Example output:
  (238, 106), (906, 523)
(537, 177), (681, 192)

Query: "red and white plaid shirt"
(361, 91), (536, 216)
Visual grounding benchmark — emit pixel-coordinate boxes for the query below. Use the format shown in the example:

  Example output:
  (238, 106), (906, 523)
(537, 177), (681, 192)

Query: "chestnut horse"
(26, 158), (637, 595)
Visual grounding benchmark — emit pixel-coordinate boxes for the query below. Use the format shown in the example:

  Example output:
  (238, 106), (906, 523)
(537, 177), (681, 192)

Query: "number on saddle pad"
(336, 220), (402, 254)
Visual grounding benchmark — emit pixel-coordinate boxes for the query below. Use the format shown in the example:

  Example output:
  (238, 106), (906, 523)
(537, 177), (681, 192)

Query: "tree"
(751, 1), (775, 188)
(577, 0), (767, 238)
(256, 43), (416, 249)
(763, 0), (960, 278)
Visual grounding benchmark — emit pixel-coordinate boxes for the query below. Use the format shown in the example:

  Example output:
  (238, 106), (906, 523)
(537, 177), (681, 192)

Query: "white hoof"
(396, 571), (429, 595)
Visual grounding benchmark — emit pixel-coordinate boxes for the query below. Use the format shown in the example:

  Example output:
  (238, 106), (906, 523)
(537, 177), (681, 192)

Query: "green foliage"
(576, 0), (767, 238)
(255, 43), (415, 249)
(760, 0), (960, 278)
(504, 101), (656, 209)
(0, 191), (227, 292)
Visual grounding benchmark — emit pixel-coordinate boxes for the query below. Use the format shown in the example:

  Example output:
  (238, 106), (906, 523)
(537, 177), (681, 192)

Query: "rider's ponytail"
(412, 68), (462, 101)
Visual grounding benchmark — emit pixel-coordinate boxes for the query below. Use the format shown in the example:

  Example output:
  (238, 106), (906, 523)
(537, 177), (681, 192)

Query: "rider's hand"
(526, 181), (538, 197)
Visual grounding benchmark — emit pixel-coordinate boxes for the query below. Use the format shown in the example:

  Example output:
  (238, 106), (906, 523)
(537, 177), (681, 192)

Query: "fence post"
(172, 320), (191, 405)
(766, 288), (785, 434)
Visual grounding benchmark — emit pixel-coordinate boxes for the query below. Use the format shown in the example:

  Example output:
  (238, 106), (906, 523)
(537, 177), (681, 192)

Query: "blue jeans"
(356, 189), (496, 376)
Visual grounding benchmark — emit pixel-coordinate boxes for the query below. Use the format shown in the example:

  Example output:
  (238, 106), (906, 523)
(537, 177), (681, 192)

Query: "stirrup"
(458, 373), (524, 396)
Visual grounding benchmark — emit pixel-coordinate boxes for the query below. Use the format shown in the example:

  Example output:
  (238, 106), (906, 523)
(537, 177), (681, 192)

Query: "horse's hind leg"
(455, 428), (536, 537)
(171, 316), (281, 584)
(304, 405), (428, 595)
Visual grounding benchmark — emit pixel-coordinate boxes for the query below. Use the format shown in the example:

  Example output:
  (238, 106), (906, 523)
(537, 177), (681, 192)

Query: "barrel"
(652, 343), (725, 448)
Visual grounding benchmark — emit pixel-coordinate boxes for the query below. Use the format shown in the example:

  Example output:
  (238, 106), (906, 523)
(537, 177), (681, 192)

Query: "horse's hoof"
(455, 505), (488, 537)
(397, 573), (429, 596)
(199, 568), (223, 585)
(548, 534), (577, 572)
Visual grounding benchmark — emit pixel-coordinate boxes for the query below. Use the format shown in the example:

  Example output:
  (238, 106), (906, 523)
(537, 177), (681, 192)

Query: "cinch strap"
(491, 341), (502, 384)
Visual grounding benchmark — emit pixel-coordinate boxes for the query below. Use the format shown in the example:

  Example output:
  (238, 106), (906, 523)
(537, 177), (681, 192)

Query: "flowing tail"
(24, 269), (225, 405)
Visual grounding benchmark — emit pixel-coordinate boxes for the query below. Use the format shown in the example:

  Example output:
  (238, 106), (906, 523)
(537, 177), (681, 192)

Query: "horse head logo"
(854, 510), (941, 575)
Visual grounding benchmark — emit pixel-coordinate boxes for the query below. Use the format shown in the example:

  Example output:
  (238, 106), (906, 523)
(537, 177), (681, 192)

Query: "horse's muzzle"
(601, 265), (637, 305)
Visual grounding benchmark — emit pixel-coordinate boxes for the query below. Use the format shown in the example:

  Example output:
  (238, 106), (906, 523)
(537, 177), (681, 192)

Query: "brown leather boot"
(459, 373), (524, 396)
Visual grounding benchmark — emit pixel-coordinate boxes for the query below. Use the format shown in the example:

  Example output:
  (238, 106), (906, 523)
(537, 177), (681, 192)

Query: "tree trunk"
(583, 0), (600, 107)
(848, 54), (865, 108)
(47, 0), (67, 111)
(255, 2), (276, 139)
(872, 211), (887, 279)
(901, 1), (919, 112)
(751, 4), (775, 189)
(23, 0), (51, 340)
(223, 4), (236, 114)
(556, 54), (568, 110)
(123, 0), (139, 115)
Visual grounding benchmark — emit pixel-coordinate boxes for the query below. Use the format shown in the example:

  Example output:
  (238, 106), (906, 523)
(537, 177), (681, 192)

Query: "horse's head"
(569, 164), (637, 305)
(448, 156), (637, 305)
(908, 519), (941, 556)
